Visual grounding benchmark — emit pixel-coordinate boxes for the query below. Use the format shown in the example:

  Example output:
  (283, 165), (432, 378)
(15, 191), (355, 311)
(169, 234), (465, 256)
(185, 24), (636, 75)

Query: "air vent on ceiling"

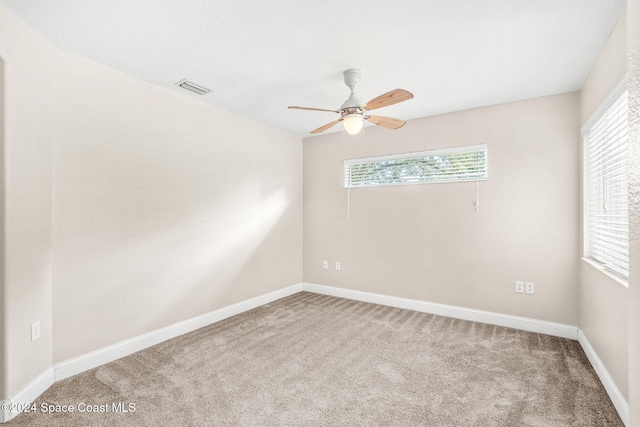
(175, 79), (212, 95)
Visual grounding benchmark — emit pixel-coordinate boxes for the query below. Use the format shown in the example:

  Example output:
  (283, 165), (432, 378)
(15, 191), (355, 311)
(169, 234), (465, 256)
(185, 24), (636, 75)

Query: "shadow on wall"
(145, 186), (288, 328)
(53, 125), (292, 360)
(57, 183), (287, 327)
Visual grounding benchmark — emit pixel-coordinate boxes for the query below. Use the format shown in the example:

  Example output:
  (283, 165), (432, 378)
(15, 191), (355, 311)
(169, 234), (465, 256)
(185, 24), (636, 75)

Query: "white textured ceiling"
(0, 0), (626, 137)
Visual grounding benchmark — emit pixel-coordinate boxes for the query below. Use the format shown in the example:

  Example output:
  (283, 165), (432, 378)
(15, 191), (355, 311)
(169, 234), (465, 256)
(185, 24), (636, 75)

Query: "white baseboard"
(0, 283), (303, 424)
(302, 283), (579, 339)
(1, 368), (54, 423)
(578, 330), (629, 426)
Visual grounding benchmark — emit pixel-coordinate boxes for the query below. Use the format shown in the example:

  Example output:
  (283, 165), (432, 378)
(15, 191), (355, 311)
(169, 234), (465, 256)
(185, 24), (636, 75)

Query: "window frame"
(581, 77), (629, 286)
(343, 144), (488, 189)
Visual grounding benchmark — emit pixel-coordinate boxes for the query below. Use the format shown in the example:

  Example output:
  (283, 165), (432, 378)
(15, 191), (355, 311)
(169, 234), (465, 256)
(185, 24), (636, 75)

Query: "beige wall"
(0, 9), (54, 399)
(0, 6), (302, 396)
(578, 11), (629, 401)
(627, 0), (639, 423)
(50, 50), (303, 364)
(304, 92), (580, 325)
(0, 54), (5, 398)
(580, 13), (629, 126)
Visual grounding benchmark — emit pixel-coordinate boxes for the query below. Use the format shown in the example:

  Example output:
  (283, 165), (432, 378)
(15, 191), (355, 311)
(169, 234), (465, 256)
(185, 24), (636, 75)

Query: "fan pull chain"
(475, 153), (480, 212)
(347, 167), (351, 219)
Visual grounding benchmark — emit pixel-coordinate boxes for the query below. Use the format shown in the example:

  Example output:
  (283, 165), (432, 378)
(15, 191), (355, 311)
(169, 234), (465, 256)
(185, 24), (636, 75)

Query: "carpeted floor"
(8, 292), (623, 426)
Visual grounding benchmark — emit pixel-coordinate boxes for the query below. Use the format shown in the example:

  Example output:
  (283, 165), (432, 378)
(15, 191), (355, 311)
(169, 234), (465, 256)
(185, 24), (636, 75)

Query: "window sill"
(581, 257), (629, 288)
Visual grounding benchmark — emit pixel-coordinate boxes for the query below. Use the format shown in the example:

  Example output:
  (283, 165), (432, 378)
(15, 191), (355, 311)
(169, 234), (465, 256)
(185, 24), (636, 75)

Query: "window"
(583, 86), (628, 279)
(344, 144), (487, 188)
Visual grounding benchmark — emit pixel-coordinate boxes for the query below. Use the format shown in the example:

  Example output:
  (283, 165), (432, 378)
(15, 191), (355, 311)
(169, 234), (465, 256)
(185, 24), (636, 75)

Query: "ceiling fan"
(288, 69), (414, 135)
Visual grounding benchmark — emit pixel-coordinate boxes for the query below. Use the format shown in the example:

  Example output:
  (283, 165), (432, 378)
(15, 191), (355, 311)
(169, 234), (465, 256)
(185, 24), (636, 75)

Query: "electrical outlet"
(335, 261), (341, 271)
(515, 281), (525, 293)
(31, 321), (40, 342)
(322, 260), (328, 269)
(525, 282), (535, 295)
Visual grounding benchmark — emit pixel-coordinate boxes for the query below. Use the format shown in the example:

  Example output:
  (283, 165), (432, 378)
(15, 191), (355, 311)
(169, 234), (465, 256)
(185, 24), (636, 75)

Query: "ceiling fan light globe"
(343, 114), (364, 135)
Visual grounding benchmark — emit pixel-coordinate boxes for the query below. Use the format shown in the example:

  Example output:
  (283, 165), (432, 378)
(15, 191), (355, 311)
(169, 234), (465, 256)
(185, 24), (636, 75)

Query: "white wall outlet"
(525, 282), (535, 295)
(335, 261), (341, 271)
(31, 321), (40, 341)
(322, 260), (328, 269)
(515, 281), (524, 293)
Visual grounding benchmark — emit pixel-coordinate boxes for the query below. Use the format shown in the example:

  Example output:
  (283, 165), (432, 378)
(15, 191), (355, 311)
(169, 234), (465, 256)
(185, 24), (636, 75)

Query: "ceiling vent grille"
(175, 79), (212, 95)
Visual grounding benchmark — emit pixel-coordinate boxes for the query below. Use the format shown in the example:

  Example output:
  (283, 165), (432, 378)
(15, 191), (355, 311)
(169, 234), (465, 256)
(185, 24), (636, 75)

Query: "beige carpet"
(8, 292), (623, 426)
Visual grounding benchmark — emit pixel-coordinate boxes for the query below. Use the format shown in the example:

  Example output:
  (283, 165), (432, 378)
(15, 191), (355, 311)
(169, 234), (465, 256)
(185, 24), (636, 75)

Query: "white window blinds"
(584, 88), (629, 278)
(344, 144), (487, 188)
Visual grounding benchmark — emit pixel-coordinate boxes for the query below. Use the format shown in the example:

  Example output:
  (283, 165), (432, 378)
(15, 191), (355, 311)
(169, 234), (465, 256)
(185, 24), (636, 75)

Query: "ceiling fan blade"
(311, 119), (343, 134)
(288, 106), (341, 113)
(365, 89), (413, 111)
(366, 115), (406, 130)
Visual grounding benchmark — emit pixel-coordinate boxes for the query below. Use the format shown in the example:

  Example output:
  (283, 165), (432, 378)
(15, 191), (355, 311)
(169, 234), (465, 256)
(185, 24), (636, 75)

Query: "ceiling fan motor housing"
(341, 98), (364, 112)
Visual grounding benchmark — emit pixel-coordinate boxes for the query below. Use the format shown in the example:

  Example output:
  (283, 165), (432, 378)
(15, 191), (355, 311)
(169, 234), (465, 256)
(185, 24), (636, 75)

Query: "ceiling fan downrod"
(341, 68), (364, 111)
